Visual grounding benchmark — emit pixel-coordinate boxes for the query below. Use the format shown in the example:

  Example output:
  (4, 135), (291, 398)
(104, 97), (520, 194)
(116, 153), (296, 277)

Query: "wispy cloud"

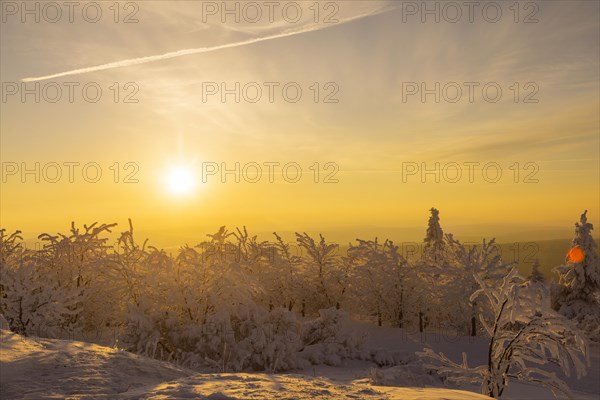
(22, 4), (396, 82)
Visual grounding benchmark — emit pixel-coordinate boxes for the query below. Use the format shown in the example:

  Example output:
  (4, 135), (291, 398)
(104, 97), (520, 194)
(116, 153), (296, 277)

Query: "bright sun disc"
(165, 166), (196, 195)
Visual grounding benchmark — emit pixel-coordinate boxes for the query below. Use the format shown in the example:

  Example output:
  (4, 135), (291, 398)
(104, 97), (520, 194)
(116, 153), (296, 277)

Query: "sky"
(1, 0), (599, 247)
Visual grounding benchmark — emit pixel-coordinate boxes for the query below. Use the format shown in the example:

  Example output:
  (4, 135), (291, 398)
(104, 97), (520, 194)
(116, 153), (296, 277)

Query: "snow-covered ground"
(0, 329), (191, 398)
(0, 328), (486, 399)
(2, 322), (598, 400)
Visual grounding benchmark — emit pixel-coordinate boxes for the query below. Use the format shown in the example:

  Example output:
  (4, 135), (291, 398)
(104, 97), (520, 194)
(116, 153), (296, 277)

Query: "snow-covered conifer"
(527, 259), (546, 283)
(554, 210), (600, 342)
(423, 207), (446, 264)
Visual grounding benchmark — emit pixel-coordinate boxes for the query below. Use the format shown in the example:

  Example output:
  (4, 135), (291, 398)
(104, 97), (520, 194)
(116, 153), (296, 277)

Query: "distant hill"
(497, 239), (599, 282)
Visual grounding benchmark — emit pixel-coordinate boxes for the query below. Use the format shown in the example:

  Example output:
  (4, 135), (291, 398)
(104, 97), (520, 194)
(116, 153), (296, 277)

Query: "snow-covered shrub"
(0, 229), (82, 336)
(120, 227), (306, 372)
(1, 255), (82, 336)
(197, 306), (305, 372)
(420, 268), (588, 398)
(125, 299), (306, 372)
(295, 233), (346, 315)
(368, 361), (444, 388)
(369, 348), (416, 368)
(35, 222), (119, 335)
(556, 298), (600, 344)
(346, 238), (412, 328)
(444, 235), (513, 336)
(300, 308), (365, 366)
(259, 232), (303, 312)
(125, 281), (365, 371)
(121, 244), (208, 363)
(238, 307), (305, 372)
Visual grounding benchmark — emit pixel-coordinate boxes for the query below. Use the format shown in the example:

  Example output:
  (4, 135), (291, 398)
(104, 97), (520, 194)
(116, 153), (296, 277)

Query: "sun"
(165, 166), (197, 196)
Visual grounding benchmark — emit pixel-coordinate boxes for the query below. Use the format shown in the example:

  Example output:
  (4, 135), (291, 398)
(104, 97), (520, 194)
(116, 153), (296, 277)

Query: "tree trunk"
(471, 302), (477, 336)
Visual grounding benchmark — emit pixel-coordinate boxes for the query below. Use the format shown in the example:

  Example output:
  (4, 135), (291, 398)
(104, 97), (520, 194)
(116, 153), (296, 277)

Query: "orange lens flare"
(566, 245), (586, 264)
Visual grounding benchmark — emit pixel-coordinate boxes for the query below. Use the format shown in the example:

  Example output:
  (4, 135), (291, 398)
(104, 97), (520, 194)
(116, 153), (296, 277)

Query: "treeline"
(0, 209), (598, 371)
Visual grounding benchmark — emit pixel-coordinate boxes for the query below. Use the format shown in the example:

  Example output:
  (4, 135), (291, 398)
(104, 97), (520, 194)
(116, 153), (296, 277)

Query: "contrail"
(22, 5), (397, 82)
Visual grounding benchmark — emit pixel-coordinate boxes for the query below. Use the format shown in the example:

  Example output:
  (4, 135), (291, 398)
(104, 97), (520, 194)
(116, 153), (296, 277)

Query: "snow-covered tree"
(421, 268), (589, 398)
(0, 229), (81, 336)
(231, 226), (271, 274)
(346, 238), (411, 327)
(554, 210), (600, 342)
(423, 207), (446, 263)
(121, 226), (262, 363)
(412, 208), (455, 332)
(556, 210), (599, 301)
(268, 233), (303, 311)
(527, 259), (546, 283)
(111, 219), (150, 308)
(446, 235), (513, 336)
(295, 233), (345, 315)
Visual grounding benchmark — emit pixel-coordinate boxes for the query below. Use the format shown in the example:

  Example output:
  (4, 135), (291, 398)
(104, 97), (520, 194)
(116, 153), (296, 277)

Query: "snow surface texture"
(0, 329), (191, 398)
(0, 327), (486, 399)
(2, 325), (598, 400)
